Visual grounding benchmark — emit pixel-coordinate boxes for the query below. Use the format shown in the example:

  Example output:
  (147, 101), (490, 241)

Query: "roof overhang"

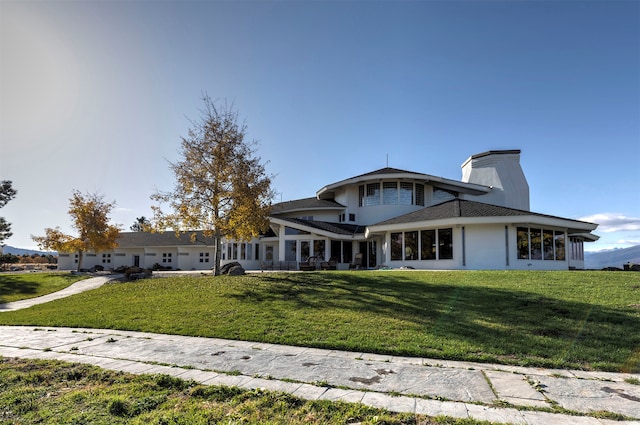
(269, 217), (366, 240)
(316, 172), (491, 200)
(568, 232), (600, 242)
(365, 215), (599, 239)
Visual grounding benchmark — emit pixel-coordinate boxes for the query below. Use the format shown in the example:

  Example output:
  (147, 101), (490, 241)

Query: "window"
(240, 243), (247, 260)
(383, 182), (398, 205)
(330, 240), (352, 263)
(391, 232), (403, 260)
(399, 182), (414, 205)
(349, 213), (356, 221)
(265, 245), (274, 261)
(421, 229), (436, 260)
(530, 229), (542, 260)
(433, 188), (457, 203)
(285, 240), (296, 261)
(285, 226), (310, 235)
(365, 183), (380, 206)
(162, 253), (172, 263)
(405, 231), (418, 260)
(254, 243), (260, 261)
(393, 228), (452, 261)
(517, 227), (529, 259)
(543, 230), (554, 260)
(360, 181), (424, 207)
(555, 232), (566, 260)
(301, 241), (310, 260)
(232, 243), (238, 260)
(227, 244), (232, 261)
(199, 252), (210, 263)
(314, 240), (325, 258)
(416, 184), (425, 206)
(438, 228), (453, 259)
(517, 227), (566, 261)
(102, 253), (111, 264)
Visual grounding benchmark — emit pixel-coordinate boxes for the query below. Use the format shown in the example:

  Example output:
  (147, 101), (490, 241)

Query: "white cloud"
(578, 213), (640, 233)
(617, 239), (640, 245)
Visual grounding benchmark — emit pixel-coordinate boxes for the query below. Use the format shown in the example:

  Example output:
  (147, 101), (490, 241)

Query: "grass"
(0, 270), (638, 372)
(0, 357), (489, 425)
(0, 272), (88, 304)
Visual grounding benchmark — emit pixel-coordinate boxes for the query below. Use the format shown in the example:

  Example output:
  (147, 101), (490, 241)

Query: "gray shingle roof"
(374, 199), (561, 226)
(270, 197), (345, 214)
(116, 231), (216, 248)
(349, 167), (426, 179)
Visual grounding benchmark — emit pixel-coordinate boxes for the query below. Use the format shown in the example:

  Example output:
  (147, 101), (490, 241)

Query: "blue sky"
(1, 0), (638, 252)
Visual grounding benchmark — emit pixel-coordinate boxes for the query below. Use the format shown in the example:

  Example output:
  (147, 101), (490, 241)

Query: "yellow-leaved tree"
(32, 190), (121, 271)
(151, 95), (275, 275)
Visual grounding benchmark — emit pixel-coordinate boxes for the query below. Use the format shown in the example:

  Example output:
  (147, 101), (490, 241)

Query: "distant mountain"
(584, 245), (640, 269)
(1, 245), (57, 256)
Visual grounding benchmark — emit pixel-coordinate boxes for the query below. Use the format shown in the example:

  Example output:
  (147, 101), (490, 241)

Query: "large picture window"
(392, 228), (452, 261)
(517, 227), (565, 261)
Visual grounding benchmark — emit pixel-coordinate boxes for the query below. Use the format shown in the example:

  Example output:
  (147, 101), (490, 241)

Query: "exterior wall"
(464, 224), (508, 270)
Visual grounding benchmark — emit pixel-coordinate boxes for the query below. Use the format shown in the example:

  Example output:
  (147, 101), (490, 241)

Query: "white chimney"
(461, 150), (530, 211)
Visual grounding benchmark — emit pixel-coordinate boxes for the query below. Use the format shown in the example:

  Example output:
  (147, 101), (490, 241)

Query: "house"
(57, 150), (598, 271)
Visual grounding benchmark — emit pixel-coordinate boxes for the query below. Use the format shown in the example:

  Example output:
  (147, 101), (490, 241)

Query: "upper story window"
(383, 182), (397, 205)
(433, 188), (457, 203)
(359, 182), (425, 207)
(285, 226), (310, 235)
(365, 183), (380, 206)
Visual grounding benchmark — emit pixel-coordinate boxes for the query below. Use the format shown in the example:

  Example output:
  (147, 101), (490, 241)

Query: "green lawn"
(0, 272), (88, 304)
(0, 270), (638, 372)
(1, 357), (483, 425)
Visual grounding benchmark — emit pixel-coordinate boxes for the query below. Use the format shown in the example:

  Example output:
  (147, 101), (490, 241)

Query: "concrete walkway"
(2, 326), (638, 424)
(0, 275), (115, 312)
(0, 276), (639, 424)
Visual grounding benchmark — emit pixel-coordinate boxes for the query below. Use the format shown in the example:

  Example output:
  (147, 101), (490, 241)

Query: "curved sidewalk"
(0, 275), (115, 312)
(0, 325), (638, 424)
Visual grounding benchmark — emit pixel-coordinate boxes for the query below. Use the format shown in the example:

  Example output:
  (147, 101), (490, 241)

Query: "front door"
(133, 255), (140, 267)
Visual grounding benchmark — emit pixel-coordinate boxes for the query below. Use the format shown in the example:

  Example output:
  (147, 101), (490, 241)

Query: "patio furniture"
(349, 253), (363, 270)
(299, 256), (318, 271)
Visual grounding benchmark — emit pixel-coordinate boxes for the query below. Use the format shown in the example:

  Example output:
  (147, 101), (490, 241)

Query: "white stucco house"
(58, 150), (598, 271)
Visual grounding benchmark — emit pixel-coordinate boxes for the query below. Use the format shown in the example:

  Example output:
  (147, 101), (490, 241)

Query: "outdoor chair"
(299, 256), (318, 271)
(349, 253), (363, 270)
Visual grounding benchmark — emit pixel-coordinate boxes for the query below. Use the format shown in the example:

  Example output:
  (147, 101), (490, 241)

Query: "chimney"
(461, 150), (530, 211)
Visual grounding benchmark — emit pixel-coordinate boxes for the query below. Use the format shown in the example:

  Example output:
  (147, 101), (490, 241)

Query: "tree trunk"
(213, 232), (222, 276)
(77, 249), (84, 272)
